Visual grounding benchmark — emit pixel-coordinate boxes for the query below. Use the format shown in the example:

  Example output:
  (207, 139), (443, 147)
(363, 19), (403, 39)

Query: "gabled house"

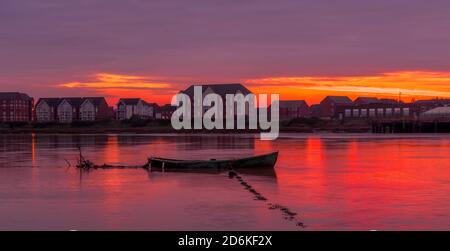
(80, 97), (110, 121)
(35, 98), (61, 122)
(279, 100), (310, 121)
(117, 98), (142, 120)
(319, 96), (353, 119)
(57, 98), (84, 123)
(117, 98), (156, 120)
(36, 97), (111, 123)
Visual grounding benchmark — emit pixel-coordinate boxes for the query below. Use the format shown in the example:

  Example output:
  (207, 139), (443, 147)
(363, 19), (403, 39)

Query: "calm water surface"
(0, 133), (449, 230)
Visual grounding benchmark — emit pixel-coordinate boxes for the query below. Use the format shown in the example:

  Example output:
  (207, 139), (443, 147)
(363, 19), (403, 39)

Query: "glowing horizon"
(56, 71), (450, 106)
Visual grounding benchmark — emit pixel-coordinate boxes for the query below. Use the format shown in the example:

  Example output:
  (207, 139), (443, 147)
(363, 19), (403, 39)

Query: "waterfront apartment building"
(0, 92), (34, 122)
(180, 83), (253, 118)
(35, 97), (110, 123)
(116, 98), (156, 120)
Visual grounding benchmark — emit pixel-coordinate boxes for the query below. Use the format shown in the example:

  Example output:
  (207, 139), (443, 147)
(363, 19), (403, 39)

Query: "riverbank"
(0, 119), (372, 134)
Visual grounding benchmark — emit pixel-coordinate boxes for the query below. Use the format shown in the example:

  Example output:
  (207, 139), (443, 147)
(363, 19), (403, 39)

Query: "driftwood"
(75, 147), (150, 171)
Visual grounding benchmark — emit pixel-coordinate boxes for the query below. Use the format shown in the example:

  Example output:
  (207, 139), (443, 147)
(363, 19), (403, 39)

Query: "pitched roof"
(36, 98), (62, 107)
(61, 98), (84, 107)
(378, 99), (399, 105)
(414, 99), (450, 105)
(181, 83), (252, 98)
(322, 96), (353, 104)
(143, 101), (158, 107)
(37, 97), (108, 108)
(83, 97), (106, 106)
(158, 104), (177, 112)
(279, 100), (309, 108)
(421, 106), (450, 116)
(118, 98), (141, 105)
(354, 97), (379, 104)
(0, 92), (32, 101)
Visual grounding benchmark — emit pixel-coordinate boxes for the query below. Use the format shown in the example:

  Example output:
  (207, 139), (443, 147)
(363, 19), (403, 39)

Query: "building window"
(369, 109), (376, 117)
(394, 108), (401, 115)
(81, 111), (95, 121)
(345, 109), (351, 117)
(403, 108), (410, 116)
(353, 109), (360, 117)
(377, 108), (384, 116)
(385, 108), (392, 116)
(360, 109), (367, 117)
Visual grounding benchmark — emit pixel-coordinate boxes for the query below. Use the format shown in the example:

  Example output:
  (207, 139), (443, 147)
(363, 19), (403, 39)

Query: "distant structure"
(309, 104), (321, 118)
(116, 98), (157, 120)
(413, 99), (450, 114)
(0, 92), (34, 122)
(318, 96), (353, 119)
(419, 106), (450, 122)
(155, 104), (177, 120)
(279, 100), (309, 121)
(353, 97), (380, 106)
(180, 83), (253, 117)
(35, 97), (110, 123)
(337, 99), (411, 121)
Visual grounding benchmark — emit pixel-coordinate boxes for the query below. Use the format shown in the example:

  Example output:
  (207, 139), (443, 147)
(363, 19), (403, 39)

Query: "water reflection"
(0, 133), (450, 230)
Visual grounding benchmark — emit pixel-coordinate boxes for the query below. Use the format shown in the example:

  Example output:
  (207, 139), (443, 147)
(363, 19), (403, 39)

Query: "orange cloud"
(246, 71), (450, 104)
(60, 73), (172, 89)
(58, 73), (176, 105)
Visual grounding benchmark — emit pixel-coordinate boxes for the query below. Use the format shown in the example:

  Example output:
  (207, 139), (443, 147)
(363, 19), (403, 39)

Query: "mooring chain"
(228, 170), (305, 229)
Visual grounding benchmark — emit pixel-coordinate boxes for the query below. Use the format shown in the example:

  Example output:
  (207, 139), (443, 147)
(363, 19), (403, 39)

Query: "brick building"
(0, 92), (34, 122)
(318, 96), (353, 119)
(279, 100), (310, 121)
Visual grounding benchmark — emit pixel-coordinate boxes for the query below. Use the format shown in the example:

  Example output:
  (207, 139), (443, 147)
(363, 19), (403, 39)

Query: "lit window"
(403, 108), (410, 116)
(385, 108), (392, 116)
(345, 109), (351, 117)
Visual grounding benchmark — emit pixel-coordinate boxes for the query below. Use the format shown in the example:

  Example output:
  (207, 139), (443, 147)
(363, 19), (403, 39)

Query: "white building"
(36, 97), (110, 123)
(35, 98), (61, 122)
(117, 98), (156, 120)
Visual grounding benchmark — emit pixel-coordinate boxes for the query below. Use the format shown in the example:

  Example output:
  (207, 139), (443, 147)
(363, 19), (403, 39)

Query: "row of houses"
(35, 97), (112, 123)
(279, 96), (450, 121)
(0, 93), (178, 123)
(2, 84), (450, 123)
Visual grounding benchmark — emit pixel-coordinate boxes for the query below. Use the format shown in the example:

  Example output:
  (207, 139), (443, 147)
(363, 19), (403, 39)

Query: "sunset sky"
(1, 0), (450, 105)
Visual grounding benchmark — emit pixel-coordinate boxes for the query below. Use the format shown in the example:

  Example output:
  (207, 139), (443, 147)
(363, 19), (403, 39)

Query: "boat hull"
(149, 152), (278, 171)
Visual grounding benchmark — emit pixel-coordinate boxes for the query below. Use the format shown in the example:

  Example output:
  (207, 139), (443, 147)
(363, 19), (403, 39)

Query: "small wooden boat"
(149, 152), (278, 171)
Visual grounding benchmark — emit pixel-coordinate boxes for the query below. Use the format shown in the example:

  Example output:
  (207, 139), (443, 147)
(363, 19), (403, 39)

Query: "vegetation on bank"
(0, 117), (372, 134)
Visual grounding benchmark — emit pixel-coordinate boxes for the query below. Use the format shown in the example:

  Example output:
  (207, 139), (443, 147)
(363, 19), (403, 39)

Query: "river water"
(0, 133), (449, 230)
